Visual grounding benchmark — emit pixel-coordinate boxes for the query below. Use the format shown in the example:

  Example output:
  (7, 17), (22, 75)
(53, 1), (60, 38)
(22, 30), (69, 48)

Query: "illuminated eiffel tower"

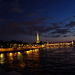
(36, 33), (40, 43)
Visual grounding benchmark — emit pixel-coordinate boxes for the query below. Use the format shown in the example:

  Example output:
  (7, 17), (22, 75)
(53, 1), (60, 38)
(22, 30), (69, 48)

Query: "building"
(36, 33), (40, 43)
(72, 39), (74, 45)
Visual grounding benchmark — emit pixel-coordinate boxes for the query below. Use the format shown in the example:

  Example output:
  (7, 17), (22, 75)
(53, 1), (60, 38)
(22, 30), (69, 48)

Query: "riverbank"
(0, 46), (45, 53)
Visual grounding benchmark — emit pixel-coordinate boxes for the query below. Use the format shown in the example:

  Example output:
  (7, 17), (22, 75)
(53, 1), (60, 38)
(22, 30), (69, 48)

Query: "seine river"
(0, 47), (75, 75)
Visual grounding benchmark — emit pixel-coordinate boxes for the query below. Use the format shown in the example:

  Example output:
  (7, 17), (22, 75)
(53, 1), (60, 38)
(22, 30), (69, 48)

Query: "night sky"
(0, 0), (75, 43)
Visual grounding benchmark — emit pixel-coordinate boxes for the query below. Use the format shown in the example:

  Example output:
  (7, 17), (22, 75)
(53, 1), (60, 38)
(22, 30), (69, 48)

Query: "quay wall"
(0, 46), (45, 53)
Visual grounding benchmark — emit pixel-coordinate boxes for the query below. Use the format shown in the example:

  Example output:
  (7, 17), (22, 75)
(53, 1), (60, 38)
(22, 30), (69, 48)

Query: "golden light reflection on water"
(17, 52), (23, 61)
(25, 49), (40, 63)
(26, 50), (33, 54)
(14, 52), (17, 56)
(18, 52), (21, 55)
(35, 49), (39, 52)
(0, 49), (40, 73)
(10, 53), (13, 56)
(0, 53), (5, 64)
(0, 53), (4, 58)
(6, 53), (14, 64)
(26, 49), (39, 55)
(0, 47), (75, 75)
(20, 62), (26, 68)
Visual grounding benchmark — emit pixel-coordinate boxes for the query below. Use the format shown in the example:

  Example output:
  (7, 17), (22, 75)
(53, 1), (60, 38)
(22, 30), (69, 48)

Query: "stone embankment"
(0, 46), (45, 53)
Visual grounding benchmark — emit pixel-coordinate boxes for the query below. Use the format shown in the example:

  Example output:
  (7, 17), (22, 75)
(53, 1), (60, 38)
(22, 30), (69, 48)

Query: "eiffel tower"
(36, 33), (40, 43)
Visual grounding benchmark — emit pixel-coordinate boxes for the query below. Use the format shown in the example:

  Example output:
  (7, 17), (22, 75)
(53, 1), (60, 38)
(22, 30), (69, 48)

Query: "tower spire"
(36, 33), (40, 43)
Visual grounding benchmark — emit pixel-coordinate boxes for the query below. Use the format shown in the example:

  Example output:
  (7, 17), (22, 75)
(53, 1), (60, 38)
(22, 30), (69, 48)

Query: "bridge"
(46, 42), (72, 47)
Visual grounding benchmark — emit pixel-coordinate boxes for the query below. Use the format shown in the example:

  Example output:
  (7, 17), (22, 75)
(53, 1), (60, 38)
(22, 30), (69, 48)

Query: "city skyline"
(0, 0), (75, 43)
(0, 32), (73, 44)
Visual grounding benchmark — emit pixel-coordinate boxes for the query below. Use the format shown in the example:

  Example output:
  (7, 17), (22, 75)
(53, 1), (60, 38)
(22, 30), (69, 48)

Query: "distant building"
(72, 39), (74, 45)
(36, 33), (40, 43)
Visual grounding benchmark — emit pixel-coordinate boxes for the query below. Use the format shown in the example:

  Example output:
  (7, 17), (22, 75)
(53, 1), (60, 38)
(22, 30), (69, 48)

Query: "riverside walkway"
(0, 46), (45, 53)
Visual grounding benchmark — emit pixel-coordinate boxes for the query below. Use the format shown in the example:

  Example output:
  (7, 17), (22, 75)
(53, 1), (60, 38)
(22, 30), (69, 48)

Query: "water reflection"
(0, 53), (5, 64)
(1, 47), (75, 75)
(0, 53), (4, 58)
(10, 53), (13, 56)
(0, 49), (39, 73)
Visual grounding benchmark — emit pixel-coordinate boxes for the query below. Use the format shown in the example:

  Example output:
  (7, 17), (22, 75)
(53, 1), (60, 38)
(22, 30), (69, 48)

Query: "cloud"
(22, 21), (42, 26)
(10, 0), (25, 13)
(0, 18), (5, 22)
(1, 16), (75, 39)
(4, 19), (70, 38)
(51, 29), (70, 35)
(10, 8), (24, 13)
(26, 13), (37, 17)
(51, 22), (58, 26)
(2, 22), (27, 35)
(0, 18), (12, 22)
(0, 0), (2, 1)
(73, 35), (75, 36)
(59, 22), (64, 24)
(6, 21), (46, 36)
(44, 35), (48, 37)
(50, 34), (61, 38)
(65, 21), (75, 27)
(5, 21), (55, 36)
(73, 15), (75, 18)
(65, 18), (71, 20)
(33, 17), (55, 22)
(27, 25), (47, 33)
(36, 17), (50, 21)
(7, 22), (21, 27)
(0, 0), (24, 13)
(63, 35), (70, 37)
(22, 18), (50, 26)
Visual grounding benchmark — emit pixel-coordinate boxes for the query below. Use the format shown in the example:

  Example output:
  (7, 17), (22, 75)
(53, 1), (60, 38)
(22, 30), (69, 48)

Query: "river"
(0, 46), (75, 75)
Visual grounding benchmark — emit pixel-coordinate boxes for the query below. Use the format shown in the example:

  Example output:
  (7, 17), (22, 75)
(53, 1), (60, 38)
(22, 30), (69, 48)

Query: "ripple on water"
(1, 47), (75, 75)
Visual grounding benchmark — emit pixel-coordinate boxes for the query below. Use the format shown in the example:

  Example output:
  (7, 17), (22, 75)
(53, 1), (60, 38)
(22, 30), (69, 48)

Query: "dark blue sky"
(0, 0), (75, 43)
